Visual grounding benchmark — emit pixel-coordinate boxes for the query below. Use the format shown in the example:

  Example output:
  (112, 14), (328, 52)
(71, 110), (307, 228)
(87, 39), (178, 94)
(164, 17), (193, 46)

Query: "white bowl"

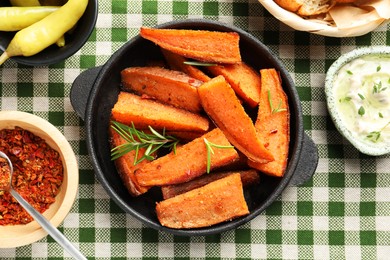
(325, 46), (390, 156)
(0, 111), (78, 248)
(258, 0), (388, 37)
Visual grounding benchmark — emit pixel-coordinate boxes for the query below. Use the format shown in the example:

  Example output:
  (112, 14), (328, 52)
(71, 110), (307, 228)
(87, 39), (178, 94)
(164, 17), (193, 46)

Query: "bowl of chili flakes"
(0, 111), (78, 248)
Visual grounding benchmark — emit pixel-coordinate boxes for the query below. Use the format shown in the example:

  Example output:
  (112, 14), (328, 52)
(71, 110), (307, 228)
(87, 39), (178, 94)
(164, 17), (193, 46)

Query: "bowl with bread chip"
(70, 19), (318, 236)
(258, 0), (390, 37)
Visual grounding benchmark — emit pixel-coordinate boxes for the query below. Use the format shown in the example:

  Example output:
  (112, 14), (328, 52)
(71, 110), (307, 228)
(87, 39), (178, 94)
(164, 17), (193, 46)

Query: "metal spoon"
(0, 151), (87, 260)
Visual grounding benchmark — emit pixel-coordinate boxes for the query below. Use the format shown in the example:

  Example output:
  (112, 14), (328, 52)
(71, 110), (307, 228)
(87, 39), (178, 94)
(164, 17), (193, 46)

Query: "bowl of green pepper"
(0, 0), (98, 66)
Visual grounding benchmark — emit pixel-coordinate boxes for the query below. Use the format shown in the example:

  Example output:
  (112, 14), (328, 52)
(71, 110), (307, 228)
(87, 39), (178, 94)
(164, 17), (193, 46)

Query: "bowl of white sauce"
(325, 46), (390, 156)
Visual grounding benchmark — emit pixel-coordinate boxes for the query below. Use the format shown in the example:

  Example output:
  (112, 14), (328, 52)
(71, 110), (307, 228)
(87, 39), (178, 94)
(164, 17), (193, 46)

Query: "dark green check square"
(79, 169), (95, 185)
(111, 228), (127, 243)
(295, 59), (311, 73)
(142, 228), (158, 243)
(174, 236), (190, 243)
(263, 31), (279, 45)
(80, 227), (95, 242)
(360, 202), (375, 216)
(110, 200), (124, 213)
(80, 55), (96, 69)
(297, 230), (313, 245)
(48, 111), (64, 126)
(79, 140), (88, 155)
(17, 83), (33, 97)
(266, 229), (282, 244)
(48, 83), (65, 97)
(203, 2), (218, 16)
(112, 0), (127, 14)
(266, 201), (282, 215)
(327, 144), (344, 158)
(297, 201), (313, 216)
(142, 0), (157, 14)
(303, 115), (312, 131)
(329, 230), (344, 245)
(294, 31), (310, 46)
(233, 3), (248, 16)
(112, 28), (127, 42)
(360, 231), (376, 245)
(329, 202), (344, 216)
(328, 172), (345, 187)
(356, 34), (371, 46)
(205, 234), (221, 243)
(360, 173), (376, 188)
(235, 229), (251, 243)
(297, 86), (311, 101)
(173, 1), (188, 15)
(79, 198), (95, 213)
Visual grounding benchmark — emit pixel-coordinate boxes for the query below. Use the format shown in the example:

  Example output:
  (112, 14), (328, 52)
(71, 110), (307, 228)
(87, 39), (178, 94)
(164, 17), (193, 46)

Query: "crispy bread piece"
(275, 0), (334, 16)
(156, 173), (249, 229)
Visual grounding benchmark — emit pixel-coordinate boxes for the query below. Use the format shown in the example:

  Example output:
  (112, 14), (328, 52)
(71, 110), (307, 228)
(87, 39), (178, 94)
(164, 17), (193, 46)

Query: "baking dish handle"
(288, 133), (318, 186)
(70, 66), (102, 121)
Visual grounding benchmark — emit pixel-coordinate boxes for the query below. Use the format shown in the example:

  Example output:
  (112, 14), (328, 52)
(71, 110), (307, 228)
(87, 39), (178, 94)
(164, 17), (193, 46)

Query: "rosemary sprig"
(268, 90), (287, 114)
(183, 61), (217, 67)
(366, 121), (390, 143)
(203, 138), (234, 173)
(110, 121), (179, 165)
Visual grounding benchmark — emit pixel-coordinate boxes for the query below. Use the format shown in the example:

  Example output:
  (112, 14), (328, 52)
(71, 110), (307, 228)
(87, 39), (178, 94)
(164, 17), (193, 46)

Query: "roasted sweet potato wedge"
(156, 173), (249, 229)
(140, 27), (241, 64)
(111, 91), (209, 132)
(135, 128), (239, 186)
(207, 62), (261, 107)
(248, 69), (290, 177)
(121, 66), (203, 113)
(161, 49), (211, 82)
(198, 75), (274, 163)
(161, 169), (260, 199)
(109, 128), (151, 196)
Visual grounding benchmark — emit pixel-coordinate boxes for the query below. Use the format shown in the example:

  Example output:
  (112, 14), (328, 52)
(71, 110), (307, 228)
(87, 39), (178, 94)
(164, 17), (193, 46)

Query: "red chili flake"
(270, 129), (278, 134)
(0, 127), (63, 226)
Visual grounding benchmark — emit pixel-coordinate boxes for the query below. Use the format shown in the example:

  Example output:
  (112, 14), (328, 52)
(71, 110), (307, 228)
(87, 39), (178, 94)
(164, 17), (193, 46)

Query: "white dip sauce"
(334, 55), (390, 146)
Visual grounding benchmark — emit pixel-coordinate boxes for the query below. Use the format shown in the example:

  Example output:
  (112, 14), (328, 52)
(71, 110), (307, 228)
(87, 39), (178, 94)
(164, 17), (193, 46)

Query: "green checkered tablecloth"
(1, 0), (390, 259)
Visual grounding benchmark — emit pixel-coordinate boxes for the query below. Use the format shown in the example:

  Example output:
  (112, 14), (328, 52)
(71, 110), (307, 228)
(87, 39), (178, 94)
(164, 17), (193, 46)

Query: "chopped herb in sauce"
(358, 106), (365, 116)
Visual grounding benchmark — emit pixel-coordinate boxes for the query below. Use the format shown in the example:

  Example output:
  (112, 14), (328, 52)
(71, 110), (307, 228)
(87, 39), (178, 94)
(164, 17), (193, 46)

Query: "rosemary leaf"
(110, 121), (179, 165)
(203, 138), (234, 173)
(183, 61), (217, 67)
(268, 90), (287, 114)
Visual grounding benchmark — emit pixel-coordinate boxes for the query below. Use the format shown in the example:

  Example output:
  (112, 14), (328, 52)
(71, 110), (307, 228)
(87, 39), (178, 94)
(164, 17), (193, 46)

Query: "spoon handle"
(10, 189), (87, 260)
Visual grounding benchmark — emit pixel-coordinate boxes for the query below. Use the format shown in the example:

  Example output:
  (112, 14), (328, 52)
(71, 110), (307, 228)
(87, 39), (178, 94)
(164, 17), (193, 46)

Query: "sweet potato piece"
(121, 66), (203, 113)
(166, 131), (206, 141)
(140, 27), (241, 64)
(248, 69), (290, 177)
(161, 49), (211, 82)
(156, 173), (249, 229)
(161, 169), (259, 199)
(135, 128), (239, 186)
(207, 62), (261, 107)
(109, 128), (150, 196)
(111, 91), (209, 132)
(198, 75), (274, 163)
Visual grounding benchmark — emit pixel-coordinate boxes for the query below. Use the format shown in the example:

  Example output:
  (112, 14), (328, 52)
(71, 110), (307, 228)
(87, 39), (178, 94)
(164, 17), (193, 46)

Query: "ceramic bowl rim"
(325, 46), (390, 156)
(0, 111), (79, 248)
